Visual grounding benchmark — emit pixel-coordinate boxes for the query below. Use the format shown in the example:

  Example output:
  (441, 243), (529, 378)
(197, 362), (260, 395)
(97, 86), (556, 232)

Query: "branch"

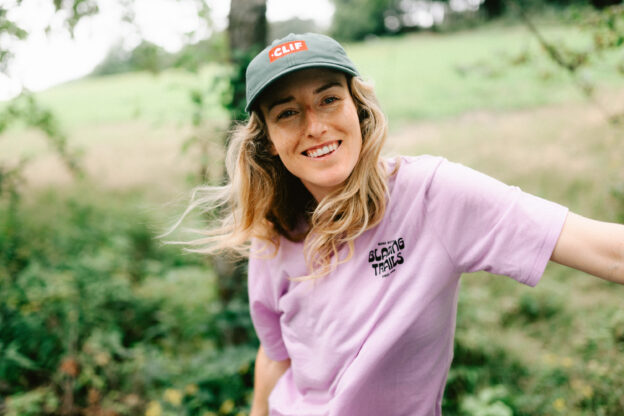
(509, 0), (614, 122)
(0, 93), (83, 180)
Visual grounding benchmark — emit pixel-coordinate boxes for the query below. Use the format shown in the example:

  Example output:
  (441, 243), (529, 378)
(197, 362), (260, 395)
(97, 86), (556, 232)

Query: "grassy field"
(2, 22), (624, 415)
(349, 24), (624, 124)
(7, 24), (622, 131)
(2, 23), (623, 195)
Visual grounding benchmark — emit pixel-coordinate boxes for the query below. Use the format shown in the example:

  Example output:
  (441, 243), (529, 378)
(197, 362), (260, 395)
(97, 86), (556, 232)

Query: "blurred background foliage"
(1, 0), (624, 414)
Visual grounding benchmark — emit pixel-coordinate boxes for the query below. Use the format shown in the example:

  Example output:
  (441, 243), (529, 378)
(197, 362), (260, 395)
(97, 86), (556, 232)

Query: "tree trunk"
(213, 0), (267, 347)
(590, 0), (623, 8)
(227, 0), (268, 121)
(228, 0), (268, 62)
(481, 0), (506, 18)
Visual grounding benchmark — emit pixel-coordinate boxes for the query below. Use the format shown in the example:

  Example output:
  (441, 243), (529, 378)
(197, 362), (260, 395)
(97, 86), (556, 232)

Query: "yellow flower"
(219, 399), (235, 414)
(238, 362), (250, 374)
(145, 401), (162, 416)
(185, 384), (199, 395)
(571, 379), (594, 399)
(164, 389), (183, 406)
(19, 302), (41, 314)
(542, 353), (557, 365)
(124, 394), (140, 407)
(95, 352), (110, 366)
(553, 398), (566, 412)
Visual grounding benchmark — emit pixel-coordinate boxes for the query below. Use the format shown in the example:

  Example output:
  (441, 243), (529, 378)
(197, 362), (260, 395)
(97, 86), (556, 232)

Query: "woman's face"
(259, 68), (362, 202)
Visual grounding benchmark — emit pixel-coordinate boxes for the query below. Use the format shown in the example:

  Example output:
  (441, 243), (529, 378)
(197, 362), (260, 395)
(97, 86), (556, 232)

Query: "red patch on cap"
(268, 40), (308, 63)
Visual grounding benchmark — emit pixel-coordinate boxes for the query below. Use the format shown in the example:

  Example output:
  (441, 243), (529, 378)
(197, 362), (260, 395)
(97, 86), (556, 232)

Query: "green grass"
(28, 65), (228, 129)
(3, 23), (623, 133)
(346, 25), (624, 126)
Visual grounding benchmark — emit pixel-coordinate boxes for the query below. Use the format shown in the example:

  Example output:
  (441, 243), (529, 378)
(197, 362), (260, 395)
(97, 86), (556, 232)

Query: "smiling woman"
(173, 32), (624, 416)
(258, 68), (363, 201)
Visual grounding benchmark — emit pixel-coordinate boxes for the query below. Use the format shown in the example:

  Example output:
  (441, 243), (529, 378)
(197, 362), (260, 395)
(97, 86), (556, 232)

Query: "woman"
(181, 33), (624, 415)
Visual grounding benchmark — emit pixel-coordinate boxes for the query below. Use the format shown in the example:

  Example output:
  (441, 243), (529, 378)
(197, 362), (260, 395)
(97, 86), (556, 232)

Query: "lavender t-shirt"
(248, 156), (568, 416)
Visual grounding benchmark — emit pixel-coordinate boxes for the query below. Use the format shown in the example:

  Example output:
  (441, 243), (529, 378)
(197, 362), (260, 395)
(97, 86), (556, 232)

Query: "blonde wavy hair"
(172, 74), (392, 280)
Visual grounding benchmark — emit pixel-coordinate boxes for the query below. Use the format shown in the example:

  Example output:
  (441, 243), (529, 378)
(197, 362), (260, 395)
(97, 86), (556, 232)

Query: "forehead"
(258, 68), (348, 107)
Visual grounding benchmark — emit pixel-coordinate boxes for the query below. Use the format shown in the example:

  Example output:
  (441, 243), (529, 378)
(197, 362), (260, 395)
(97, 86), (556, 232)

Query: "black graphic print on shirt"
(368, 237), (405, 278)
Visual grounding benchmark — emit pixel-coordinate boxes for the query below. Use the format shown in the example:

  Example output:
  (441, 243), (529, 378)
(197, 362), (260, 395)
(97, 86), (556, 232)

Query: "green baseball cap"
(245, 33), (359, 113)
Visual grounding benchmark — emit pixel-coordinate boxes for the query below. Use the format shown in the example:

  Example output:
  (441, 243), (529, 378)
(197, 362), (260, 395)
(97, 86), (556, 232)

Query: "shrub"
(0, 187), (256, 414)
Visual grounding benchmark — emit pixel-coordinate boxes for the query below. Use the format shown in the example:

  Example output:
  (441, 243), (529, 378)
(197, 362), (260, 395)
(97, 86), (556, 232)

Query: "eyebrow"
(266, 80), (344, 113)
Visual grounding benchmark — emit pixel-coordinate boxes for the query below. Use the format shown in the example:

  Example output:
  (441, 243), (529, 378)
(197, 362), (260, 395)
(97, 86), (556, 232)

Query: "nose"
(303, 108), (327, 139)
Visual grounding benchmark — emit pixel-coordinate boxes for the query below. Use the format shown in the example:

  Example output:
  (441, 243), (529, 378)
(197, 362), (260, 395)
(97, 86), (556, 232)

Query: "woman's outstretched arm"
(250, 345), (291, 416)
(551, 212), (624, 284)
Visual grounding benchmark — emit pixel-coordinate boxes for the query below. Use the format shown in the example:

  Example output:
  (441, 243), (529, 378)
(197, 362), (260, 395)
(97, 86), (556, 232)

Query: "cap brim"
(245, 62), (359, 113)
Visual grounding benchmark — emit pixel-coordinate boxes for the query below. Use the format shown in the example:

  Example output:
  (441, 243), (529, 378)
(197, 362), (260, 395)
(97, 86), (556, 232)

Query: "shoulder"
(384, 154), (448, 194)
(385, 154), (444, 173)
(249, 237), (287, 272)
(249, 236), (306, 283)
(248, 237), (295, 305)
(387, 155), (509, 195)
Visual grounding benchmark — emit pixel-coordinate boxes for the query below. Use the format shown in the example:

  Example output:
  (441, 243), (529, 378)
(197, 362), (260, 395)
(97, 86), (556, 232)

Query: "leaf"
(4, 342), (39, 370)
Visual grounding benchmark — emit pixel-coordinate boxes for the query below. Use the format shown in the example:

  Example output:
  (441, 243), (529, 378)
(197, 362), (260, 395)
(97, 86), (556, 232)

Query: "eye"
(323, 96), (340, 105)
(276, 109), (297, 120)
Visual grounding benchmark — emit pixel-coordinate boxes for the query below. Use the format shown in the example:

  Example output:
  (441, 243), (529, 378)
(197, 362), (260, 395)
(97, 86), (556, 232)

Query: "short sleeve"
(248, 245), (290, 361)
(425, 159), (568, 286)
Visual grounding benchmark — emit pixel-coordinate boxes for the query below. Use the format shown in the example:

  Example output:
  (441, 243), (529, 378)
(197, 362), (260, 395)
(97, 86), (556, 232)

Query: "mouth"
(303, 141), (341, 158)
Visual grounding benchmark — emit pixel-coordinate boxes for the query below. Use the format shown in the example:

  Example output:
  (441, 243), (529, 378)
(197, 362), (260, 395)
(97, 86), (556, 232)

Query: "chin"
(314, 177), (351, 194)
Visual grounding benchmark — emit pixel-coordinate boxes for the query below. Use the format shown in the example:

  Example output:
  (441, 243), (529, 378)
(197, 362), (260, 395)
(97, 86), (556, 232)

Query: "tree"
(0, 1), (95, 281)
(510, 1), (624, 121)
(331, 0), (398, 41)
(480, 0), (622, 18)
(226, 0), (268, 121)
(205, 0), (267, 347)
(0, 0), (99, 176)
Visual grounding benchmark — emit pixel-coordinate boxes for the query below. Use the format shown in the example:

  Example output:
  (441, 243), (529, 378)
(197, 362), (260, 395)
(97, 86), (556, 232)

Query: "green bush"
(330, 0), (397, 41)
(501, 291), (564, 325)
(460, 385), (513, 416)
(443, 332), (529, 414)
(0, 187), (256, 414)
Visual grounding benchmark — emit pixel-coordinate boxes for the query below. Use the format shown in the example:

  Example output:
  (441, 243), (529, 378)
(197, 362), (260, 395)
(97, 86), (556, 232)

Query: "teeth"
(307, 142), (338, 158)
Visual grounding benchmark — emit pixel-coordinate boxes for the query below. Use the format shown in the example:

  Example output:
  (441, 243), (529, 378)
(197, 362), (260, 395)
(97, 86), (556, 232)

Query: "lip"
(302, 140), (341, 157)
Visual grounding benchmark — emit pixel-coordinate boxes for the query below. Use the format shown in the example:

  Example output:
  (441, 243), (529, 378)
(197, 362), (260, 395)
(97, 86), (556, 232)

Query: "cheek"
(343, 103), (362, 139)
(271, 139), (289, 158)
(350, 118), (363, 149)
(265, 128), (282, 156)
(268, 139), (296, 166)
(267, 139), (278, 156)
